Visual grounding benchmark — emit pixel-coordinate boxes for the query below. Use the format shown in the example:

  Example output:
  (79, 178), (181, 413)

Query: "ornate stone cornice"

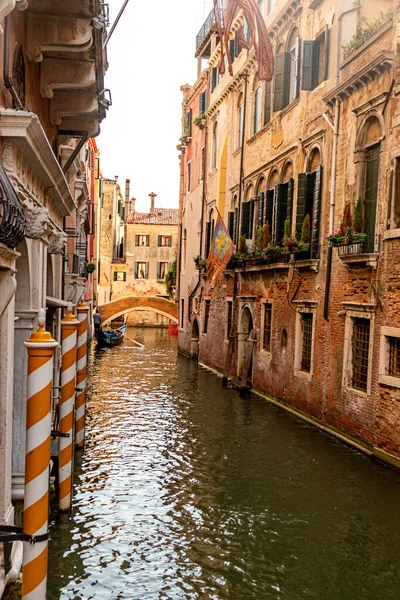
(183, 70), (209, 110)
(268, 0), (302, 41)
(207, 56), (257, 117)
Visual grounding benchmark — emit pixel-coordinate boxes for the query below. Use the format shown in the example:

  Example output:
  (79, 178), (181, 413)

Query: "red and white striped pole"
(59, 303), (79, 511)
(75, 298), (89, 449)
(23, 308), (57, 600)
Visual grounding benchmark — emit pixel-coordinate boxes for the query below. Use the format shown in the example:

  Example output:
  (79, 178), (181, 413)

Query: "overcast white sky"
(98, 0), (214, 212)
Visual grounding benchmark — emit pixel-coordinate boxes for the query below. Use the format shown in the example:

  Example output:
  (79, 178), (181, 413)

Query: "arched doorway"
(238, 305), (254, 383)
(190, 318), (199, 360)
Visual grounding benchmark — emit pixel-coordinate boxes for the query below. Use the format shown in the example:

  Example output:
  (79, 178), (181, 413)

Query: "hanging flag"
(206, 212), (235, 281)
(213, 0), (274, 82)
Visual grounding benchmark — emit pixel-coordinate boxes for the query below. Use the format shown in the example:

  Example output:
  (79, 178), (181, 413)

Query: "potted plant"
(193, 255), (207, 271)
(193, 113), (206, 129)
(86, 262), (96, 273)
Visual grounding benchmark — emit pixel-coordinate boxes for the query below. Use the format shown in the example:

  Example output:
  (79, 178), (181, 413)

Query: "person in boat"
(93, 309), (102, 337)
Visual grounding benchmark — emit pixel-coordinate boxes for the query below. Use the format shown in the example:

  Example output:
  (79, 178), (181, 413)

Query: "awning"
(46, 296), (71, 308)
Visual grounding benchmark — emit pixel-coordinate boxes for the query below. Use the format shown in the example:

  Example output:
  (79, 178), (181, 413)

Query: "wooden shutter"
(287, 178), (294, 223)
(145, 262), (149, 279)
(274, 53), (290, 111)
(277, 184), (288, 243)
(168, 235), (172, 247)
(241, 201), (251, 237)
(311, 166), (323, 258)
(123, 272), (126, 282)
(302, 41), (316, 90)
(233, 208), (238, 245)
(135, 234), (139, 246)
(364, 145), (380, 252)
(323, 26), (329, 81)
(229, 39), (235, 63)
(271, 187), (279, 244)
(157, 262), (160, 279)
(113, 271), (117, 281)
(158, 235), (161, 246)
(135, 262), (138, 278)
(265, 190), (274, 230)
(228, 211), (235, 239)
(248, 199), (254, 239)
(205, 221), (211, 256)
(293, 36), (301, 99)
(211, 67), (217, 91)
(146, 235), (150, 246)
(264, 81), (271, 125)
(296, 173), (315, 236)
(258, 192), (265, 228)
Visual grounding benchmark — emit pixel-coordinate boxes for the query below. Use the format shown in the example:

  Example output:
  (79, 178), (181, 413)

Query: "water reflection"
(48, 328), (400, 599)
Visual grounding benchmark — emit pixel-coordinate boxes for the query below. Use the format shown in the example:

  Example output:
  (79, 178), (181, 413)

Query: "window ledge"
(294, 368), (312, 381)
(383, 229), (400, 241)
(338, 251), (379, 269)
(379, 374), (400, 389)
(294, 258), (319, 272)
(234, 262), (290, 273)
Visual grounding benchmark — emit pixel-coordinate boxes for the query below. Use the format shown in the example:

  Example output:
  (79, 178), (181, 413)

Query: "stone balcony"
(25, 0), (109, 137)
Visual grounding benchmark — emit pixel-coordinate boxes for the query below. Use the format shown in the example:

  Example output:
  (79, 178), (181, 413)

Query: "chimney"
(149, 192), (156, 215)
(131, 197), (136, 212)
(125, 179), (130, 205)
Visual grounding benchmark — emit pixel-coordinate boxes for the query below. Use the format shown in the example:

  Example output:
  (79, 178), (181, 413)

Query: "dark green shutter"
(135, 234), (139, 246)
(135, 263), (138, 278)
(241, 201), (251, 237)
(258, 192), (265, 228)
(296, 174), (307, 235)
(248, 199), (254, 239)
(265, 190), (274, 231)
(271, 186), (279, 244)
(323, 26), (329, 81)
(311, 166), (323, 258)
(287, 178), (294, 223)
(364, 145), (380, 252)
(273, 53), (290, 112)
(277, 184), (288, 243)
(205, 221), (211, 256)
(211, 67), (217, 91)
(158, 235), (161, 246)
(264, 80), (271, 125)
(123, 272), (126, 282)
(302, 41), (315, 90)
(228, 211), (235, 239)
(293, 36), (300, 99)
(168, 235), (172, 247)
(145, 262), (149, 279)
(233, 208), (238, 245)
(157, 262), (160, 279)
(229, 39), (235, 63)
(113, 271), (117, 281)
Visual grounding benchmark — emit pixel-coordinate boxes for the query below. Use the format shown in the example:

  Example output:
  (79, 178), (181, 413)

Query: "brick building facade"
(178, 0), (400, 468)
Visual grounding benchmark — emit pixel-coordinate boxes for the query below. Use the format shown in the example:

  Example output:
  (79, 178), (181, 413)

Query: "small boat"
(96, 323), (127, 347)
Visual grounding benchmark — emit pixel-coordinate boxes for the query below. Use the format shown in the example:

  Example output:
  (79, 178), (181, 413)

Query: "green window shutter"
(265, 190), (274, 231)
(241, 201), (251, 238)
(287, 178), (294, 223)
(158, 235), (161, 246)
(205, 221), (211, 256)
(248, 199), (254, 239)
(233, 208), (238, 245)
(157, 262), (160, 279)
(293, 36), (301, 99)
(323, 26), (329, 81)
(228, 211), (234, 239)
(199, 92), (204, 114)
(146, 235), (150, 246)
(168, 235), (172, 247)
(264, 81), (271, 125)
(273, 53), (290, 111)
(302, 41), (316, 90)
(145, 262), (149, 279)
(258, 192), (265, 228)
(296, 174), (307, 235)
(113, 271), (117, 281)
(135, 234), (139, 246)
(211, 67), (217, 91)
(277, 184), (288, 243)
(229, 39), (235, 63)
(123, 272), (126, 282)
(271, 186), (280, 244)
(311, 166), (323, 258)
(364, 145), (380, 252)
(135, 262), (138, 278)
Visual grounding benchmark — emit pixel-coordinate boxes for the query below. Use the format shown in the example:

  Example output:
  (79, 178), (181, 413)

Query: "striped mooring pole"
(75, 298), (89, 449)
(23, 309), (58, 600)
(59, 303), (79, 511)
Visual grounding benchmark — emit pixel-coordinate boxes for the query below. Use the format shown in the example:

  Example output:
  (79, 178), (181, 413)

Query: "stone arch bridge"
(98, 295), (179, 325)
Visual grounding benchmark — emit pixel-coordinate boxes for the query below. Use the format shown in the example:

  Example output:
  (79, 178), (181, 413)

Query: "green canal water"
(48, 328), (400, 599)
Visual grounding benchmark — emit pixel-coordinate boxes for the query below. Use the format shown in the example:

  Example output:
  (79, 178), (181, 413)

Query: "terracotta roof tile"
(126, 208), (179, 225)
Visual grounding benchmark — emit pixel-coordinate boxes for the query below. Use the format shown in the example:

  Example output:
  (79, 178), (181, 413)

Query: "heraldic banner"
(206, 212), (235, 281)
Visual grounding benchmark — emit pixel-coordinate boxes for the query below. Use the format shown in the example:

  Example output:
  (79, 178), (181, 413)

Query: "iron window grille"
(352, 318), (370, 391)
(204, 300), (211, 334)
(263, 303), (272, 351)
(300, 313), (313, 372)
(388, 336), (400, 378)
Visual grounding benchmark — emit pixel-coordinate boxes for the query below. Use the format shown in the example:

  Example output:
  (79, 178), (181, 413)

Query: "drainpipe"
(3, 16), (23, 110)
(236, 71), (249, 245)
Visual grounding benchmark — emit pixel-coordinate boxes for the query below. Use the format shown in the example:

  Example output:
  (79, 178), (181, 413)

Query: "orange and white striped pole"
(23, 308), (57, 600)
(59, 303), (79, 511)
(75, 298), (89, 449)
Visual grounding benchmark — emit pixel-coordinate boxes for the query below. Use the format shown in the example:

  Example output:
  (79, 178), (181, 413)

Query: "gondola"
(96, 323), (127, 347)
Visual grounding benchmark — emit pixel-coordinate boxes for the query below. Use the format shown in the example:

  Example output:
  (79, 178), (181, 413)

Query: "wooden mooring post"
(222, 325), (236, 387)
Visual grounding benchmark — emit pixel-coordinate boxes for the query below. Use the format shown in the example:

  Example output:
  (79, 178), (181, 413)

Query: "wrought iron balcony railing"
(196, 8), (216, 53)
(0, 163), (26, 249)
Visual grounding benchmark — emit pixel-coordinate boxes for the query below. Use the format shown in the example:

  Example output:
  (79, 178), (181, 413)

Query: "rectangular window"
(352, 318), (370, 391)
(241, 200), (254, 239)
(158, 235), (172, 247)
(158, 262), (168, 280)
(135, 261), (148, 279)
(135, 234), (149, 246)
(227, 301), (233, 337)
(211, 67), (218, 91)
(204, 299), (211, 334)
(187, 161), (191, 193)
(181, 299), (185, 328)
(199, 90), (207, 114)
(113, 271), (126, 282)
(300, 313), (313, 372)
(263, 303), (272, 351)
(388, 337), (400, 377)
(302, 27), (329, 91)
(184, 108), (192, 136)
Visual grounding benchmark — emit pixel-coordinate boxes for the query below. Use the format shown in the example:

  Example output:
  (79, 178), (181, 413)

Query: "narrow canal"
(48, 328), (400, 600)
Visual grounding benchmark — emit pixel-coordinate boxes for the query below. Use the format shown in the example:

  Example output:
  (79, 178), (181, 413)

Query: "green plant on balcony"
(86, 262), (96, 273)
(193, 255), (207, 270)
(328, 200), (367, 246)
(193, 113), (206, 128)
(342, 9), (393, 58)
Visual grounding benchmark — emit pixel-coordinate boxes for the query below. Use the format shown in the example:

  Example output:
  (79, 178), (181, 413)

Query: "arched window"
(253, 74), (261, 135)
(237, 92), (244, 148)
(356, 115), (382, 252)
(212, 121), (218, 170)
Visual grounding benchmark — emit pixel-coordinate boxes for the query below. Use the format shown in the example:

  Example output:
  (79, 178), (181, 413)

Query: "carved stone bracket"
(40, 58), (96, 99)
(25, 205), (50, 239)
(48, 230), (67, 254)
(26, 14), (93, 62)
(50, 92), (98, 126)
